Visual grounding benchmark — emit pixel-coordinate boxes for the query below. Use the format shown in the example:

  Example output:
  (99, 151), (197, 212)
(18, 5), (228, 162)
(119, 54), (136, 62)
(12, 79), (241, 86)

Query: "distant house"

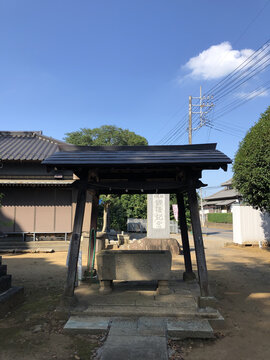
(203, 178), (242, 213)
(0, 131), (91, 239)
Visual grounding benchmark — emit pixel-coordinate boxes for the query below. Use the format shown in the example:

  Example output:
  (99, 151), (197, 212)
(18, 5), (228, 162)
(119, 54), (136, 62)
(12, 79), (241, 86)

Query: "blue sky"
(1, 0), (270, 195)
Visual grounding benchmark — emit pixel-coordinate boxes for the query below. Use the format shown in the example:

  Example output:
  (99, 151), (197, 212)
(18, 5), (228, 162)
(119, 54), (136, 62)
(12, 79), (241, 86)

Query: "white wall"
(232, 204), (270, 245)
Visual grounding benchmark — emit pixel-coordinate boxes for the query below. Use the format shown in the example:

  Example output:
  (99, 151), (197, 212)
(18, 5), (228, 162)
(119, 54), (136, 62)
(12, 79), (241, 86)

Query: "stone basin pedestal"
(96, 250), (172, 295)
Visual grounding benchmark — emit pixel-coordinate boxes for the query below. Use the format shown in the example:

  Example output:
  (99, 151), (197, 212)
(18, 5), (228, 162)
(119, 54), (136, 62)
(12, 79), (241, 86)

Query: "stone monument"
(119, 194), (180, 255)
(147, 194), (170, 239)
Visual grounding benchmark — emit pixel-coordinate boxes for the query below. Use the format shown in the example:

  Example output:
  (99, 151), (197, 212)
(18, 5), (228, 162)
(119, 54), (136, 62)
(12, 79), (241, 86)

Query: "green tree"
(65, 126), (148, 231)
(65, 125), (148, 146)
(233, 106), (270, 213)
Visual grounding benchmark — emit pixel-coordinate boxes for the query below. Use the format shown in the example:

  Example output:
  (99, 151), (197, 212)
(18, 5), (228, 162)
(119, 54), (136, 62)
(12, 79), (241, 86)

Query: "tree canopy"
(98, 194), (147, 231)
(65, 125), (148, 231)
(233, 106), (270, 213)
(65, 125), (148, 146)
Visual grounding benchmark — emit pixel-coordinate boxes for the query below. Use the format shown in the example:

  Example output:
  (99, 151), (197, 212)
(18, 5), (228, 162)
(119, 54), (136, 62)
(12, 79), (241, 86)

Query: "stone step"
(0, 275), (12, 293)
(80, 304), (220, 319)
(167, 319), (214, 339)
(64, 316), (110, 334)
(0, 286), (24, 317)
(0, 265), (7, 276)
(64, 316), (214, 340)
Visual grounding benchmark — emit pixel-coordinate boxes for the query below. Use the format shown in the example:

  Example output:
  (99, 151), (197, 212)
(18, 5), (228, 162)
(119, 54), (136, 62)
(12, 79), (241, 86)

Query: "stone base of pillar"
(198, 296), (217, 309)
(99, 280), (113, 295)
(183, 271), (196, 282)
(157, 280), (171, 295)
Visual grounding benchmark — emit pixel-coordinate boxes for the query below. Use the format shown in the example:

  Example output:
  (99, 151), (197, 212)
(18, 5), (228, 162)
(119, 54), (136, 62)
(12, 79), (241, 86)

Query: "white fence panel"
(232, 204), (270, 245)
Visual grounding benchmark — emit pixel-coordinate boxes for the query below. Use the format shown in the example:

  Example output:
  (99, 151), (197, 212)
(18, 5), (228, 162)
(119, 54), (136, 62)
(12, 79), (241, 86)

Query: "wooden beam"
(85, 188), (181, 195)
(87, 180), (184, 191)
(176, 192), (196, 281)
(88, 191), (99, 271)
(188, 188), (209, 297)
(64, 182), (87, 298)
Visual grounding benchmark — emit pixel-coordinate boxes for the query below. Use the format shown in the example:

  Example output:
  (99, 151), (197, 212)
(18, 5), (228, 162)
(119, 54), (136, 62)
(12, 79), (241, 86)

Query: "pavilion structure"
(43, 143), (231, 304)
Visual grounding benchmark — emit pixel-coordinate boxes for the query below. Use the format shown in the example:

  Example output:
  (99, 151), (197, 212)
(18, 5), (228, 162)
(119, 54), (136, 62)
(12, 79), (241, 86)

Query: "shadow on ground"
(0, 253), (103, 360)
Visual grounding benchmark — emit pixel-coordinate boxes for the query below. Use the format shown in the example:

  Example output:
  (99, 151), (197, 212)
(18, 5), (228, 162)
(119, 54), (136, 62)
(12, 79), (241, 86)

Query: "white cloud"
(183, 42), (254, 80)
(237, 88), (269, 99)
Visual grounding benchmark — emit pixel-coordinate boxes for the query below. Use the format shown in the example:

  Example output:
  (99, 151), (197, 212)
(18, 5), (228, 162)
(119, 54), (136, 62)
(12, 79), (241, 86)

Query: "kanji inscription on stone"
(153, 194), (166, 229)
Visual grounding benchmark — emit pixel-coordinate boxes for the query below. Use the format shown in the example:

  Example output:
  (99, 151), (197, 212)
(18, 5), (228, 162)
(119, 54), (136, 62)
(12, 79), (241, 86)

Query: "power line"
(152, 101), (187, 144)
(157, 36), (270, 145)
(213, 83), (270, 122)
(208, 80), (270, 118)
(189, 43), (270, 137)
(232, 0), (270, 46)
(203, 39), (270, 97)
(159, 112), (188, 144)
(214, 50), (270, 102)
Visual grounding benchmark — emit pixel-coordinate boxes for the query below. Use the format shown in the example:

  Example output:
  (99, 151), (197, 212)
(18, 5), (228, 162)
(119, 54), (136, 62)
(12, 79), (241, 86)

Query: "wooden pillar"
(176, 192), (196, 281)
(88, 191), (99, 271)
(188, 187), (209, 297)
(64, 182), (87, 298)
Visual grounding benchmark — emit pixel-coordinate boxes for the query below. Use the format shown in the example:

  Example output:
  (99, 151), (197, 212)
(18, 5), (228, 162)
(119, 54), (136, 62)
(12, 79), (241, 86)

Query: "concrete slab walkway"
(67, 255), (220, 358)
(64, 315), (215, 359)
(96, 318), (168, 360)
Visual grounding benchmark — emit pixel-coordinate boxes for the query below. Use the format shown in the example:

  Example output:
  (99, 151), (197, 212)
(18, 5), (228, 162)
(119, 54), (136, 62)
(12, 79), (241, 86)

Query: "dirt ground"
(0, 252), (104, 360)
(170, 236), (270, 360)
(0, 235), (270, 360)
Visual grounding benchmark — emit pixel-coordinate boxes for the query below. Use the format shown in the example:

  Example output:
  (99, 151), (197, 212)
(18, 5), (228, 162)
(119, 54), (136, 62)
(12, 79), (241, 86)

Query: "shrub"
(207, 213), (232, 224)
(233, 106), (270, 213)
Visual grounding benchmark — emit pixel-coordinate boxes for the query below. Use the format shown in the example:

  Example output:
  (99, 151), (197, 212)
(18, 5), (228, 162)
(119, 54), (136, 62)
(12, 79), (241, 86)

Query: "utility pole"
(188, 96), (192, 144)
(188, 86), (214, 144)
(188, 86), (213, 224)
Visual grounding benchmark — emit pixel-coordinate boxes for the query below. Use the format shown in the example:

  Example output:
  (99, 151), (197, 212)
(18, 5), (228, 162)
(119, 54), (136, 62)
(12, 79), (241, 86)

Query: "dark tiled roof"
(204, 188), (240, 201)
(204, 199), (237, 206)
(43, 143), (232, 168)
(221, 178), (232, 186)
(0, 131), (64, 161)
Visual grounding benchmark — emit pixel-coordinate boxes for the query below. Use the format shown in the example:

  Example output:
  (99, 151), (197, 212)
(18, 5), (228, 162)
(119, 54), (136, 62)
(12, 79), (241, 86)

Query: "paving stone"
(167, 319), (214, 339)
(108, 318), (139, 336)
(108, 317), (166, 337)
(99, 335), (168, 360)
(64, 316), (110, 333)
(85, 304), (197, 318)
(75, 270), (222, 322)
(88, 295), (137, 306)
(137, 317), (166, 336)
